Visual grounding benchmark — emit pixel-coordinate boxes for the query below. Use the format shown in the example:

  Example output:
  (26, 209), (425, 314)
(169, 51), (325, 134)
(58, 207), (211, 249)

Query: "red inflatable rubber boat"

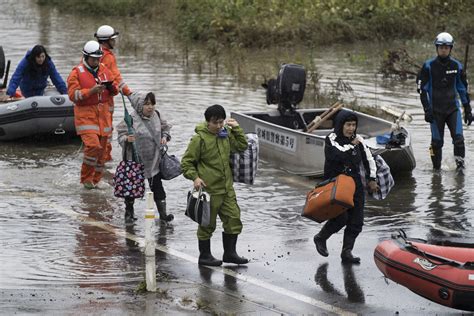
(374, 230), (474, 312)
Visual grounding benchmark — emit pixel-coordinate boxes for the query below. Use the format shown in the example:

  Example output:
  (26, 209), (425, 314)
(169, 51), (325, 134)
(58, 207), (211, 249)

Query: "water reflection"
(365, 174), (418, 234)
(156, 223), (173, 261)
(74, 192), (135, 290)
(426, 172), (470, 240)
(314, 262), (365, 303)
(125, 223), (140, 252)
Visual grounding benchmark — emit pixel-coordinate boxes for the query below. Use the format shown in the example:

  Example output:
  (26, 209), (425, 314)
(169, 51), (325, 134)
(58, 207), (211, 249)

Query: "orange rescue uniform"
(67, 62), (118, 185)
(100, 46), (132, 162)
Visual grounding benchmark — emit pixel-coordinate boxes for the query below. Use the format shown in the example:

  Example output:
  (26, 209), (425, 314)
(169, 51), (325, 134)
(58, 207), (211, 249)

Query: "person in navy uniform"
(418, 32), (472, 170)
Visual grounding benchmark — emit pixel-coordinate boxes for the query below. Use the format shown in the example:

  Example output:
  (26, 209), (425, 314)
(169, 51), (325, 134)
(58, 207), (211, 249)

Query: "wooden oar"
(304, 101), (340, 132)
(306, 102), (343, 133)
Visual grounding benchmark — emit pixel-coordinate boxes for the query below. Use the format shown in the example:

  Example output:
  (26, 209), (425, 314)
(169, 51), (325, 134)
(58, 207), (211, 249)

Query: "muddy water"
(1, 1), (473, 313)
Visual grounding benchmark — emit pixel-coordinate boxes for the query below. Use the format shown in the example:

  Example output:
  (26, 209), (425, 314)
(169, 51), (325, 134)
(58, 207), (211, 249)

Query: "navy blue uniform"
(418, 55), (470, 169)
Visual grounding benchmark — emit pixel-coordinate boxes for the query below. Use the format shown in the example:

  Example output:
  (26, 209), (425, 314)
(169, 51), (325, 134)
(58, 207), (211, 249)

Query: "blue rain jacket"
(6, 50), (67, 97)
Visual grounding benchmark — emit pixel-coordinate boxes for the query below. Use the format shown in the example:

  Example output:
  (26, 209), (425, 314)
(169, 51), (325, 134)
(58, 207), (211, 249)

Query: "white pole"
(144, 192), (156, 292)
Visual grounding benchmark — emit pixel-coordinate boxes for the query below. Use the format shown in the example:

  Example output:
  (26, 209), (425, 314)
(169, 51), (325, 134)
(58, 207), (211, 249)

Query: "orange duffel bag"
(302, 174), (356, 223)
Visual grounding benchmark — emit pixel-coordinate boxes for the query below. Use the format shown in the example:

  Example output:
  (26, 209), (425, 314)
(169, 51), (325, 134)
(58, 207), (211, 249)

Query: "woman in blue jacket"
(6, 45), (67, 98)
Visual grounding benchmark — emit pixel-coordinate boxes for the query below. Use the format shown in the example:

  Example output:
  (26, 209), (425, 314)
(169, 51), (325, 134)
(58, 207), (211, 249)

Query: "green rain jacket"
(181, 122), (248, 195)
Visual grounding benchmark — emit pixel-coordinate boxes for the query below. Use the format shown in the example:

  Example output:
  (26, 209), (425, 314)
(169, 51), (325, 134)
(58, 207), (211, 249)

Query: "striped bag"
(359, 155), (394, 200)
(230, 133), (259, 185)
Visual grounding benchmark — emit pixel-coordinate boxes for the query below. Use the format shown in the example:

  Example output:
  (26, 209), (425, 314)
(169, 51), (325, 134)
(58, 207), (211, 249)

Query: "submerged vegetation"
(174, 0), (474, 48)
(36, 0), (150, 16)
(35, 0), (474, 112)
(38, 0), (474, 48)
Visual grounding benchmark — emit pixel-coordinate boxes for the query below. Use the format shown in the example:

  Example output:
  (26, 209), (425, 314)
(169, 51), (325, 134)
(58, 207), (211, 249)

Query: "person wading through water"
(116, 91), (174, 223)
(181, 104), (249, 266)
(313, 111), (378, 264)
(67, 41), (118, 189)
(418, 32), (472, 170)
(95, 25), (133, 163)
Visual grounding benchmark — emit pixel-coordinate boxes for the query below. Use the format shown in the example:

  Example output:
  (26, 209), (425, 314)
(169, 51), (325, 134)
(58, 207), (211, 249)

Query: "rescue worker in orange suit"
(67, 41), (119, 189)
(94, 25), (132, 163)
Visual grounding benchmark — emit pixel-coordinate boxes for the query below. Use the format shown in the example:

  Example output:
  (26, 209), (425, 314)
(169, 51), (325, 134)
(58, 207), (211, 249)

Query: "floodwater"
(1, 1), (474, 315)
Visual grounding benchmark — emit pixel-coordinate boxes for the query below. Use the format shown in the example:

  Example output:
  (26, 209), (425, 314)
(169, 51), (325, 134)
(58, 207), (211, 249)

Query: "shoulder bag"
(113, 142), (146, 198)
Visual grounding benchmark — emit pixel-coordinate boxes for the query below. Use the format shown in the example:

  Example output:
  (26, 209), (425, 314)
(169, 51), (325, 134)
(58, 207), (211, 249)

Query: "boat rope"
(395, 229), (465, 268)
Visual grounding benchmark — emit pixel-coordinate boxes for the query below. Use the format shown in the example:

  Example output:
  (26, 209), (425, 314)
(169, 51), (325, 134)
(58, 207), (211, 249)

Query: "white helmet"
(434, 32), (454, 47)
(82, 41), (103, 58)
(94, 25), (119, 41)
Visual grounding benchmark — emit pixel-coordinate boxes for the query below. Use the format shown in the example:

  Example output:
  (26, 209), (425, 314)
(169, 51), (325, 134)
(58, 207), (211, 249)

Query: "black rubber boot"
(341, 234), (360, 264)
(222, 233), (249, 264)
(156, 200), (174, 222)
(124, 198), (137, 222)
(313, 234), (329, 257)
(454, 156), (465, 170)
(314, 223), (337, 257)
(198, 239), (222, 266)
(430, 145), (442, 170)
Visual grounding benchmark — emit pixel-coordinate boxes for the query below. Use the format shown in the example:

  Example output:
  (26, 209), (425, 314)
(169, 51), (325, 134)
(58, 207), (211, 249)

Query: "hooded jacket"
(181, 122), (248, 195)
(116, 92), (172, 179)
(324, 111), (376, 182)
(7, 50), (67, 97)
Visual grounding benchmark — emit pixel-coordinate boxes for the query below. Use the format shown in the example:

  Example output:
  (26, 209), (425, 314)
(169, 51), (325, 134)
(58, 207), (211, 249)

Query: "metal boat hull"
(231, 108), (415, 177)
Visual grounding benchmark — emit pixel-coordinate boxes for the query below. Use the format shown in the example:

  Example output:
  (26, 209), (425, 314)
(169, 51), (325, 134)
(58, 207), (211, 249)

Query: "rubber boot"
(198, 239), (222, 266)
(341, 234), (360, 264)
(124, 198), (137, 222)
(314, 225), (335, 257)
(156, 200), (174, 222)
(454, 156), (465, 170)
(222, 233), (249, 264)
(430, 145), (442, 170)
(313, 233), (329, 257)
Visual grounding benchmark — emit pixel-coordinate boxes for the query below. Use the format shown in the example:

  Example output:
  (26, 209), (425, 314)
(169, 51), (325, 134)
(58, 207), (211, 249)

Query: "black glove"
(424, 110), (434, 123)
(463, 103), (472, 125)
(464, 106), (473, 126)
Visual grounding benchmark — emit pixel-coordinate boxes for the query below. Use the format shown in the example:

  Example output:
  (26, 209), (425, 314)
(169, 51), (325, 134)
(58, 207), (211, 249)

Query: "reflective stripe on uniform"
(95, 164), (105, 173)
(103, 127), (112, 133)
(83, 155), (97, 166)
(77, 125), (100, 132)
(74, 90), (83, 102)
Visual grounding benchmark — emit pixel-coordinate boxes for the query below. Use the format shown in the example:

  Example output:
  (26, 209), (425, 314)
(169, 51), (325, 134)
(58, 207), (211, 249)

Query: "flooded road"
(1, 1), (474, 314)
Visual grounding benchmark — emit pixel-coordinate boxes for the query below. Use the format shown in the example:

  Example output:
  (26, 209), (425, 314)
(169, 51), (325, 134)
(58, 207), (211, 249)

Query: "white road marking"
(50, 202), (356, 316)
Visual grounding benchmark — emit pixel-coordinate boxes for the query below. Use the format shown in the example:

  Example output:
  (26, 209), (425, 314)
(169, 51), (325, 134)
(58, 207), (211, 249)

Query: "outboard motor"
(264, 63), (306, 115)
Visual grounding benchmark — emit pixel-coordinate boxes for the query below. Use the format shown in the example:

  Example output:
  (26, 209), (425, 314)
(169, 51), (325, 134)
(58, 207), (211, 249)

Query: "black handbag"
(185, 187), (211, 227)
(159, 145), (182, 180)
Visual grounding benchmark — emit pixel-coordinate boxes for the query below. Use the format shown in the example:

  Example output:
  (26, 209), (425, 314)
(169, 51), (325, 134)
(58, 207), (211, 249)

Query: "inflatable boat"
(0, 46), (75, 141)
(374, 230), (474, 312)
(0, 94), (75, 141)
